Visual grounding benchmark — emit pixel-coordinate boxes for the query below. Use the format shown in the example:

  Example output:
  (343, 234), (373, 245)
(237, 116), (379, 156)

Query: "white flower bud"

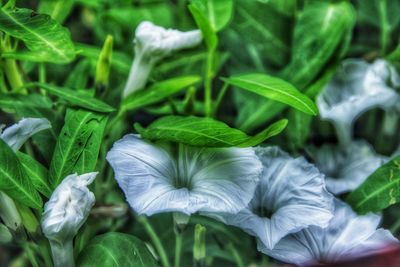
(123, 21), (202, 97)
(41, 172), (97, 267)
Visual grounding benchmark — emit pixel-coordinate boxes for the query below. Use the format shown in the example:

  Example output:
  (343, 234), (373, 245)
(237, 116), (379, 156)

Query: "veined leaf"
(222, 73), (318, 115)
(281, 0), (355, 88)
(121, 76), (201, 112)
(29, 82), (115, 113)
(49, 109), (108, 187)
(135, 115), (287, 147)
(188, 3), (218, 50)
(77, 232), (158, 267)
(347, 156), (400, 214)
(0, 139), (42, 209)
(16, 152), (52, 197)
(0, 8), (75, 63)
(191, 0), (233, 31)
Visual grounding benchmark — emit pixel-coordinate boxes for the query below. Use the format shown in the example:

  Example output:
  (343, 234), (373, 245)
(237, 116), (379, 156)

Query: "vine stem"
(174, 231), (183, 267)
(137, 216), (171, 267)
(205, 49), (215, 117)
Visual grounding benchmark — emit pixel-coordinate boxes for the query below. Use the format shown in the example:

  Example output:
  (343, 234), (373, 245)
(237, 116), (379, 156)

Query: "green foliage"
(49, 109), (108, 188)
(0, 7), (75, 63)
(0, 139), (42, 209)
(135, 115), (287, 147)
(121, 76), (201, 112)
(347, 156), (400, 214)
(223, 73), (318, 116)
(190, 0), (233, 32)
(77, 232), (159, 267)
(31, 82), (115, 113)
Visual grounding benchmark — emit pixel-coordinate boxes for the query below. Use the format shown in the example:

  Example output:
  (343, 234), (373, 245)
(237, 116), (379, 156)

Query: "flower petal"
(0, 118), (51, 151)
(308, 140), (387, 194)
(259, 199), (398, 266)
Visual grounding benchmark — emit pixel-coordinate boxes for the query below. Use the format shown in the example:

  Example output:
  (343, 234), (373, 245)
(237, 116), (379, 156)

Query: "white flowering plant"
(0, 0), (400, 267)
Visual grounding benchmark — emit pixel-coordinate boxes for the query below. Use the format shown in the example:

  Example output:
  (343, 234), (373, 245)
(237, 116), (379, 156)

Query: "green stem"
(390, 216), (400, 233)
(174, 231), (183, 267)
(23, 242), (40, 267)
(204, 49), (215, 117)
(212, 82), (229, 117)
(137, 216), (171, 267)
(226, 243), (244, 267)
(378, 0), (390, 55)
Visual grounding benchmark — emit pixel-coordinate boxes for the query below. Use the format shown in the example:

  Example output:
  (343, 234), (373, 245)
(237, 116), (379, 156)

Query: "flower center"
(255, 205), (274, 219)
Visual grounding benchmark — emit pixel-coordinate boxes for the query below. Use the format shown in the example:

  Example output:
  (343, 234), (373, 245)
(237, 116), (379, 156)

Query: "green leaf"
(222, 73), (318, 115)
(191, 0), (233, 31)
(77, 232), (158, 267)
(135, 115), (287, 147)
(280, 0), (355, 89)
(0, 139), (42, 209)
(29, 82), (115, 113)
(0, 8), (75, 63)
(49, 109), (108, 188)
(121, 76), (201, 112)
(188, 3), (218, 50)
(16, 152), (52, 197)
(347, 156), (400, 214)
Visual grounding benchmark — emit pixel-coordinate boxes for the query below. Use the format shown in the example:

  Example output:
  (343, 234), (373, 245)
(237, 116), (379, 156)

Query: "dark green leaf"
(188, 3), (218, 50)
(77, 232), (158, 267)
(16, 152), (52, 197)
(281, 0), (355, 88)
(121, 76), (201, 112)
(30, 82), (115, 113)
(222, 73), (318, 115)
(0, 139), (42, 209)
(135, 115), (286, 147)
(49, 109), (108, 188)
(347, 156), (400, 214)
(0, 8), (75, 63)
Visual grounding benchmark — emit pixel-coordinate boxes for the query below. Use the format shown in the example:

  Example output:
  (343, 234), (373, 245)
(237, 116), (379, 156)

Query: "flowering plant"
(0, 0), (400, 267)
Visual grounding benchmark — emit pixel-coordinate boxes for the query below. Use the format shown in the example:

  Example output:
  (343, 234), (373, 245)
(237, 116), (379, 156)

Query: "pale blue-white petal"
(209, 146), (333, 250)
(308, 140), (387, 194)
(107, 134), (262, 216)
(317, 59), (400, 144)
(41, 172), (97, 243)
(0, 118), (51, 151)
(259, 199), (398, 266)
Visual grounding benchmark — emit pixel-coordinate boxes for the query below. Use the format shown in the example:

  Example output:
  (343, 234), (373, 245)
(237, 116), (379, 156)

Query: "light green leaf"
(135, 115), (287, 147)
(0, 139), (42, 209)
(29, 82), (115, 113)
(16, 152), (52, 197)
(191, 0), (233, 31)
(222, 73), (318, 115)
(188, 3), (218, 50)
(49, 109), (108, 188)
(0, 8), (75, 63)
(121, 76), (201, 112)
(347, 156), (400, 214)
(77, 232), (158, 267)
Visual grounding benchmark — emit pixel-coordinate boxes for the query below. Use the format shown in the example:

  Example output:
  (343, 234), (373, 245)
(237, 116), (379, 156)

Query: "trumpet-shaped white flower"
(106, 134), (262, 216)
(41, 172), (97, 267)
(123, 21), (203, 97)
(207, 147), (334, 250)
(317, 59), (400, 144)
(260, 199), (398, 266)
(308, 140), (387, 194)
(0, 118), (51, 151)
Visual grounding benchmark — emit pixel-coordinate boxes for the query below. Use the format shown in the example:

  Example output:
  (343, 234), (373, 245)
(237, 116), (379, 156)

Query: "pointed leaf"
(222, 73), (318, 115)
(347, 156), (400, 214)
(0, 8), (75, 63)
(0, 139), (42, 209)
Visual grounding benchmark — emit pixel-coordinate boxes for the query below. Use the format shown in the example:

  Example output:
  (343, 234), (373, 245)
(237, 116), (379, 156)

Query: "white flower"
(207, 147), (334, 250)
(0, 118), (51, 151)
(41, 172), (97, 244)
(260, 199), (398, 266)
(106, 134), (262, 216)
(317, 59), (400, 144)
(123, 21), (203, 97)
(308, 140), (388, 194)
